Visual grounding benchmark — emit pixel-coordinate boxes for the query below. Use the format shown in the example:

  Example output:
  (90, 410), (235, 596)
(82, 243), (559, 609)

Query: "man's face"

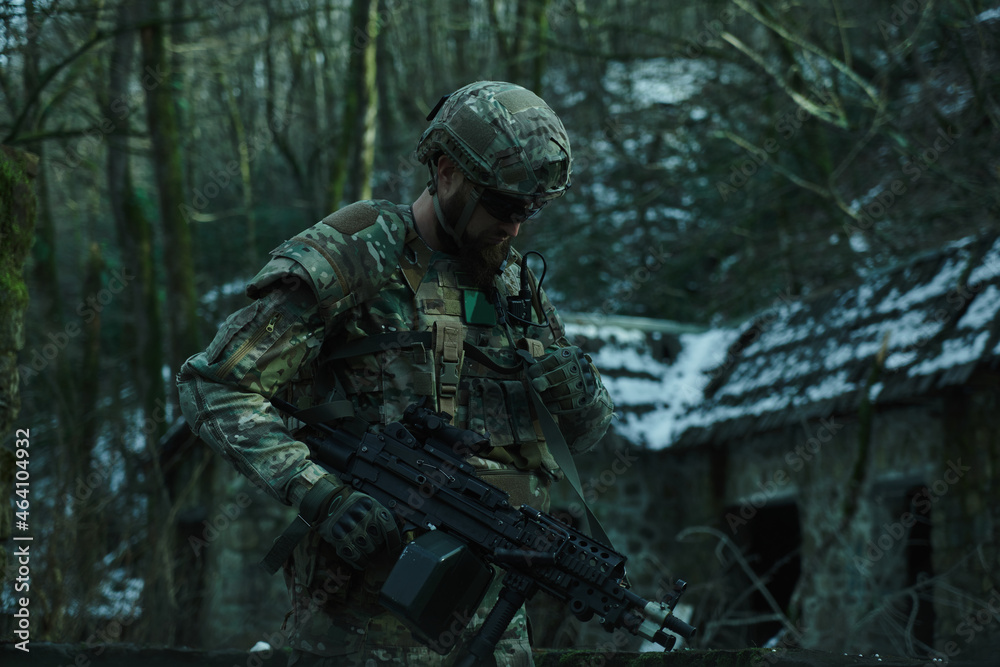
(440, 184), (528, 288)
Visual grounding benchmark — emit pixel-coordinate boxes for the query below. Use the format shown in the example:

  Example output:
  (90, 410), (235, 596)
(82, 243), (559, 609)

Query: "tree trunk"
(0, 146), (38, 620)
(139, 0), (200, 384)
(108, 0), (165, 454)
(265, 0), (311, 217)
(451, 0), (472, 81)
(357, 0), (379, 203)
(218, 71), (259, 272)
(507, 0), (550, 91)
(170, 0), (195, 199)
(530, 0), (551, 94)
(138, 0), (198, 644)
(327, 0), (380, 210)
(22, 0), (61, 332)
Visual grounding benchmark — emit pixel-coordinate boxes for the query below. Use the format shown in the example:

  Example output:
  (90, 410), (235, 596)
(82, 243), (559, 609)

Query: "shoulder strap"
(400, 228), (434, 294)
(516, 349), (615, 549)
(434, 320), (465, 417)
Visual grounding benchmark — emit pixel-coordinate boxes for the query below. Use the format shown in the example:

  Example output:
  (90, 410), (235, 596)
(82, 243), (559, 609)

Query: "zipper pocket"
(217, 313), (283, 378)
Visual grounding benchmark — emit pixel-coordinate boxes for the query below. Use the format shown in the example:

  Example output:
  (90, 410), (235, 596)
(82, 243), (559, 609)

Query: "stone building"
(559, 234), (1000, 658)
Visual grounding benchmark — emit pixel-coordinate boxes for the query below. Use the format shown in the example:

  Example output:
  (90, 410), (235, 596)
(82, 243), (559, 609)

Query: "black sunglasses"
(478, 189), (545, 224)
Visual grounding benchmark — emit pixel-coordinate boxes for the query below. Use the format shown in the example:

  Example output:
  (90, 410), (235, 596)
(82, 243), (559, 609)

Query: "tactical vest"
(285, 204), (558, 473)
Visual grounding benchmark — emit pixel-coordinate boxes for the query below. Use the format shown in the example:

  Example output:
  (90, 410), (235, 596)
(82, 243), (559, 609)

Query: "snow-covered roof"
(573, 235), (1000, 449)
(565, 320), (740, 449)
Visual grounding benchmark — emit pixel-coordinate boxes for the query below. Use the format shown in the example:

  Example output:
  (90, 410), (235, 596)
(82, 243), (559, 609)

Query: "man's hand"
(526, 346), (598, 414)
(316, 487), (401, 570)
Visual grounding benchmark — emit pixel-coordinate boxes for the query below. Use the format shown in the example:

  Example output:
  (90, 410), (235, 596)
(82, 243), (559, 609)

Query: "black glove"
(316, 486), (401, 570)
(526, 346), (598, 414)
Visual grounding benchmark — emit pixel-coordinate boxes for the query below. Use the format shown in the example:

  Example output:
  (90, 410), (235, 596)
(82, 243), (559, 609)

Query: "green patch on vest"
(462, 289), (497, 326)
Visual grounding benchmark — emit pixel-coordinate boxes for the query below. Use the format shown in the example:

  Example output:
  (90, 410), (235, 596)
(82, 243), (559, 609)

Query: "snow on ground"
(91, 568), (143, 618)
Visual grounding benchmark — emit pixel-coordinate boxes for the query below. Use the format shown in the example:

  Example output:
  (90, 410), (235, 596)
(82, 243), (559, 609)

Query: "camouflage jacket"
(177, 200), (613, 507)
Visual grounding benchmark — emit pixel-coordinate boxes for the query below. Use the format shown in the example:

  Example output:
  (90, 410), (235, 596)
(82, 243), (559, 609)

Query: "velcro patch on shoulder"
(320, 201), (379, 235)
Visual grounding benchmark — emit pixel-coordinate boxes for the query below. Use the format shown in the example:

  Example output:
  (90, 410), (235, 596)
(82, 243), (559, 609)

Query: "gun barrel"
(632, 597), (697, 646)
(664, 613), (697, 639)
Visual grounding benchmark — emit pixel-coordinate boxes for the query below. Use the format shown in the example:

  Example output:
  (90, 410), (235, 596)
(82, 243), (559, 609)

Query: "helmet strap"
(427, 163), (483, 253)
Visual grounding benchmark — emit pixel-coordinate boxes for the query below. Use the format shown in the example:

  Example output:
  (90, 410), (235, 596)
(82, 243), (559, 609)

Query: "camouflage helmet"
(416, 81), (572, 204)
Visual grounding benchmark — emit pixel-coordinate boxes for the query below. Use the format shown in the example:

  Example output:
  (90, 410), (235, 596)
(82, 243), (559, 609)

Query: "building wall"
(532, 425), (723, 651)
(792, 404), (940, 655)
(933, 373), (1000, 658)
(542, 384), (1000, 657)
(694, 402), (953, 654)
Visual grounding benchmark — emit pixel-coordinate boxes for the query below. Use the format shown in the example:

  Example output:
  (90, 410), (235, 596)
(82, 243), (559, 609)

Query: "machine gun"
(270, 396), (696, 666)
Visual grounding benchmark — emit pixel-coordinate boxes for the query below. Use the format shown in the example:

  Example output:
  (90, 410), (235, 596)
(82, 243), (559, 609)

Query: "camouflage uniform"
(178, 87), (613, 666)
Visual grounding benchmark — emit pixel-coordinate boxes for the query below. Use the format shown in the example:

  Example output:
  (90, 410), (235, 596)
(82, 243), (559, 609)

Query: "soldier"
(177, 80), (614, 666)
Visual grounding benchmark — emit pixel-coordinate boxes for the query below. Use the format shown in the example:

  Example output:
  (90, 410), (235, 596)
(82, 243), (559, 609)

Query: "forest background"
(1, 0), (998, 649)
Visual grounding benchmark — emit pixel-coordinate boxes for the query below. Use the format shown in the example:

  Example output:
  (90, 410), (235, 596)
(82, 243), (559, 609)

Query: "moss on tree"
(0, 150), (36, 311)
(0, 146), (38, 601)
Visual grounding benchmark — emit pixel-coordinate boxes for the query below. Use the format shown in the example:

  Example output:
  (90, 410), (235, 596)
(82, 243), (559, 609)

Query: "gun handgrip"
(455, 586), (526, 667)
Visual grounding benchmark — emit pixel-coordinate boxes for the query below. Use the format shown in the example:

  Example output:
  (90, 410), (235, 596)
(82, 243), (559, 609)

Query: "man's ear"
(436, 155), (463, 196)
